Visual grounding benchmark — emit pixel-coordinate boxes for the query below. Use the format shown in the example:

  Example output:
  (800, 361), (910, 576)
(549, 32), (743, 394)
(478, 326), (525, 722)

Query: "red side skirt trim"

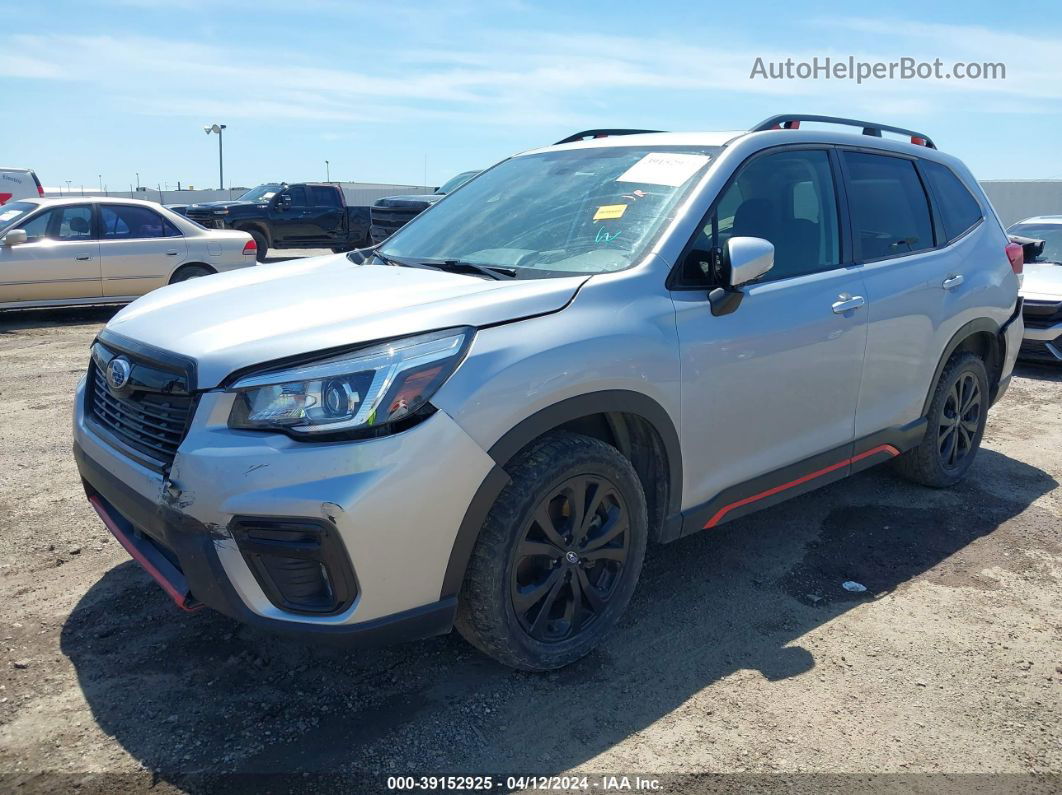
(703, 444), (900, 529)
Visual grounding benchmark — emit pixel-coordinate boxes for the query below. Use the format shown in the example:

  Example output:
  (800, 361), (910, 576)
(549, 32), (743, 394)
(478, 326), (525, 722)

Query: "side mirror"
(706, 236), (774, 317)
(725, 236), (774, 286)
(2, 229), (27, 247)
(275, 195), (292, 211)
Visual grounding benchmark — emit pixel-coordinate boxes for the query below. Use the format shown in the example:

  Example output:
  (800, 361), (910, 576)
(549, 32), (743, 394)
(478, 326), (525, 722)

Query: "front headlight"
(227, 327), (472, 437)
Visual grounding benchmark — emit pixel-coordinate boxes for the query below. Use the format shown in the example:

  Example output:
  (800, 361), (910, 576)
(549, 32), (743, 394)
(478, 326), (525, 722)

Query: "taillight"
(242, 239), (257, 255)
(0, 193), (12, 205)
(1005, 242), (1023, 275)
(37, 184), (45, 197)
(911, 136), (928, 146)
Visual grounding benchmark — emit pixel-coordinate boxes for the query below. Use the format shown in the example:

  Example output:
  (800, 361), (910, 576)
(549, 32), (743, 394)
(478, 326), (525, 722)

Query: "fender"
(233, 221), (272, 248)
(921, 317), (1002, 416)
(439, 390), (683, 599)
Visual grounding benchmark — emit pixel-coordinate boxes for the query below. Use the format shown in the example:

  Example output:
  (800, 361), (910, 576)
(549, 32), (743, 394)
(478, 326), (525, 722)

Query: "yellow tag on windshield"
(593, 204), (627, 221)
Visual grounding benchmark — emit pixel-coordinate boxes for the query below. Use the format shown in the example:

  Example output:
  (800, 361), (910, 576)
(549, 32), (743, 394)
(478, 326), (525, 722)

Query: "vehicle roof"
(14, 196), (169, 208)
(1011, 216), (1062, 226)
(0, 167), (35, 173)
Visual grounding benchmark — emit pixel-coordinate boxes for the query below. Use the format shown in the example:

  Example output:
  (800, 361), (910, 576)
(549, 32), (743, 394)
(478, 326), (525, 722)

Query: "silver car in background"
(0, 197), (257, 309)
(1008, 216), (1062, 362)
(72, 115), (1022, 671)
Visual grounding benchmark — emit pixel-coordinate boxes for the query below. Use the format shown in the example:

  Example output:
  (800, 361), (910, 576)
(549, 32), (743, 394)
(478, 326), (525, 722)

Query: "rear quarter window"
(921, 160), (983, 242)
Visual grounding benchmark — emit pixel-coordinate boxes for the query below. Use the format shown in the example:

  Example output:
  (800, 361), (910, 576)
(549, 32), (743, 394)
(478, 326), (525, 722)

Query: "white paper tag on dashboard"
(617, 153), (710, 187)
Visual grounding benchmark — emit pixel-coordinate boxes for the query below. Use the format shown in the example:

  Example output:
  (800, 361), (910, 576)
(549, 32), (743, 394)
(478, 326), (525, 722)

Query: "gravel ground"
(0, 302), (1059, 793)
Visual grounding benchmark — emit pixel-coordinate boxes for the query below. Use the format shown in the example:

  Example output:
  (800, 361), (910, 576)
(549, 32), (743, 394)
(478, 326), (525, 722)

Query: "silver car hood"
(1022, 262), (1062, 302)
(105, 254), (588, 388)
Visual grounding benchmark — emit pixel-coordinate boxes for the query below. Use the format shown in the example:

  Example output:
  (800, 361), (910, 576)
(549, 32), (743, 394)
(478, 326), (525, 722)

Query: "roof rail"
(750, 114), (936, 149)
(554, 129), (663, 145)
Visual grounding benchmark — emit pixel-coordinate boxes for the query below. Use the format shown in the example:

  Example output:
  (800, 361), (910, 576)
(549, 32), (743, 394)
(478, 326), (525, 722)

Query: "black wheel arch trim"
(440, 390), (683, 599)
(922, 317), (1005, 416)
(234, 222), (272, 247)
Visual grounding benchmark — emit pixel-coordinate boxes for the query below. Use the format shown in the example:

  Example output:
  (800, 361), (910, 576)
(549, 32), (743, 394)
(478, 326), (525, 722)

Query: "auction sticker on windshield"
(617, 152), (711, 187)
(593, 204), (628, 221)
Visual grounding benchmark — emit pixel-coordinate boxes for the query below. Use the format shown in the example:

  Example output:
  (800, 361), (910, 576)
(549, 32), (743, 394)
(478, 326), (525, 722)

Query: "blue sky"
(2, 0), (1059, 191)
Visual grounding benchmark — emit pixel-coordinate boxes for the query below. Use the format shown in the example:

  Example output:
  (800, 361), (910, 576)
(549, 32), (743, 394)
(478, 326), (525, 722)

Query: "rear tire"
(248, 230), (268, 262)
(892, 352), (989, 488)
(456, 432), (647, 671)
(170, 264), (214, 283)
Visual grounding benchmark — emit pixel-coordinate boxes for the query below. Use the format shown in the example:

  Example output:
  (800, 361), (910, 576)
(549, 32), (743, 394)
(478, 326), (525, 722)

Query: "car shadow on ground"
(1013, 361), (1062, 383)
(0, 305), (119, 333)
(60, 448), (1056, 785)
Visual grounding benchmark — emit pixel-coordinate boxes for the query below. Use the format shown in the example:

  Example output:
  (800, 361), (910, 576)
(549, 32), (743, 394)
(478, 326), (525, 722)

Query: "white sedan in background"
(1008, 215), (1062, 363)
(0, 197), (257, 310)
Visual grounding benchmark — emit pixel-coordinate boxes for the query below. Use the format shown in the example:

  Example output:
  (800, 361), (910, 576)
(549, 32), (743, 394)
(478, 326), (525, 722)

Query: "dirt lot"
(0, 305), (1059, 792)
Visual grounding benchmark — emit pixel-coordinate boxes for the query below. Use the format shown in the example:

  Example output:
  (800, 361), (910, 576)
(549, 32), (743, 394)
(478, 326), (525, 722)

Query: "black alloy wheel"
(511, 475), (630, 643)
(938, 371), (982, 470)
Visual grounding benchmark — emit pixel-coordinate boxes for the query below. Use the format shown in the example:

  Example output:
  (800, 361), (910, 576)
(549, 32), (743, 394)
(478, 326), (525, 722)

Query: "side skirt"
(672, 419), (927, 538)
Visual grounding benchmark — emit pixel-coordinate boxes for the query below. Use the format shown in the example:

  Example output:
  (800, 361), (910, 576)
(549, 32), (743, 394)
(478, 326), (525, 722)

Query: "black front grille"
(1022, 300), (1062, 329)
(1020, 339), (1062, 363)
(87, 346), (195, 468)
(370, 206), (423, 236)
(187, 215), (223, 229)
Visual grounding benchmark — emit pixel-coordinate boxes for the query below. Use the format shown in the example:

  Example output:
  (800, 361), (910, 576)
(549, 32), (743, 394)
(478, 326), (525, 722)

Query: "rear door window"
(842, 152), (935, 260)
(920, 160), (983, 242)
(101, 205), (168, 239)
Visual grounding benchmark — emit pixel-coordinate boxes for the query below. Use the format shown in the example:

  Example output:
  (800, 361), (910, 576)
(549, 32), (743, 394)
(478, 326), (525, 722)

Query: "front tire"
(248, 230), (268, 262)
(456, 432), (647, 671)
(893, 352), (989, 488)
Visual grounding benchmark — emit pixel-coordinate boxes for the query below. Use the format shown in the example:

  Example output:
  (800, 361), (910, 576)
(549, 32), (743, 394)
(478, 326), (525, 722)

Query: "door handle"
(832, 295), (866, 314)
(165, 251), (179, 256)
(75, 255), (93, 261)
(942, 274), (965, 290)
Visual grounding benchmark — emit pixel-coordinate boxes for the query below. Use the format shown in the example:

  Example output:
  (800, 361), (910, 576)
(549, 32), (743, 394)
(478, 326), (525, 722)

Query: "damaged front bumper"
(72, 375), (496, 645)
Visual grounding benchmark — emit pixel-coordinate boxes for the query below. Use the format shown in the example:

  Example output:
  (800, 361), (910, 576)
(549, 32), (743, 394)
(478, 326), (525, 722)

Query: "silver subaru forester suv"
(74, 115), (1024, 670)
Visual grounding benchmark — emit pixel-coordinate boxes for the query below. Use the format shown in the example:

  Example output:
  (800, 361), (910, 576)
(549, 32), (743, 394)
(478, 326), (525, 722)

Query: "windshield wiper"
(417, 259), (517, 280)
(362, 250), (516, 280)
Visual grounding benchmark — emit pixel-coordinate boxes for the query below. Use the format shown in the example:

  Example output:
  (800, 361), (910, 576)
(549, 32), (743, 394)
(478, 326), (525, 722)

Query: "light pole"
(325, 160), (330, 182)
(204, 123), (227, 190)
(135, 172), (140, 190)
(98, 174), (103, 194)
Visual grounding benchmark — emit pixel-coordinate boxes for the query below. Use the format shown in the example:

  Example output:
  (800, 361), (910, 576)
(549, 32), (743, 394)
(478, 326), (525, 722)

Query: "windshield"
(238, 184), (282, 202)
(1009, 224), (1062, 264)
(383, 146), (717, 275)
(435, 171), (479, 195)
(0, 201), (40, 234)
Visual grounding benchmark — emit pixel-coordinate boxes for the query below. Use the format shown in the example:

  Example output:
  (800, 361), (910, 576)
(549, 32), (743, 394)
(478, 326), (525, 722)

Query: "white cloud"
(4, 19), (1060, 129)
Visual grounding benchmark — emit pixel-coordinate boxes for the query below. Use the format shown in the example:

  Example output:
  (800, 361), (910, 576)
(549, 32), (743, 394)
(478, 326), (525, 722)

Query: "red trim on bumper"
(88, 495), (202, 612)
(703, 444), (900, 529)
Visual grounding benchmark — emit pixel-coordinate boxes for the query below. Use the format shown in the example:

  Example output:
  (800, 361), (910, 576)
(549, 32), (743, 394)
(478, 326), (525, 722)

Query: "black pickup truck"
(183, 183), (371, 261)
(369, 170), (480, 245)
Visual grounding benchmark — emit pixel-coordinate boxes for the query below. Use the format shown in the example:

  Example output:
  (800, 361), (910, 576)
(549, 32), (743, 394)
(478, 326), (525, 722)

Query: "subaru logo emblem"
(107, 357), (131, 392)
